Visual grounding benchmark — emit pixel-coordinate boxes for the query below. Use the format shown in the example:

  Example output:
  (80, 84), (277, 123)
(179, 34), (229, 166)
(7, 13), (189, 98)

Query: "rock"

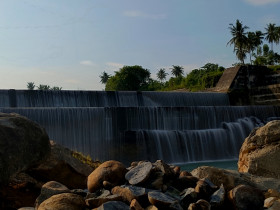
(173, 176), (199, 191)
(194, 179), (216, 200)
(86, 189), (111, 199)
(238, 120), (280, 179)
(103, 180), (114, 190)
(149, 171), (164, 190)
(180, 188), (198, 209)
(169, 201), (184, 210)
(153, 160), (176, 180)
(0, 172), (42, 209)
(70, 189), (88, 197)
(148, 191), (176, 208)
(264, 197), (279, 208)
(95, 201), (130, 210)
(191, 166), (280, 191)
(37, 193), (86, 210)
(125, 161), (153, 185)
(210, 184), (225, 209)
(0, 113), (50, 185)
(27, 140), (94, 189)
(188, 199), (211, 210)
(18, 208), (35, 210)
(86, 194), (122, 208)
(179, 171), (192, 178)
(265, 189), (280, 199)
(228, 184), (264, 210)
(173, 166), (181, 176)
(145, 205), (158, 210)
(111, 185), (149, 206)
(35, 181), (70, 209)
(130, 199), (144, 210)
(268, 199), (280, 210)
(87, 160), (127, 193)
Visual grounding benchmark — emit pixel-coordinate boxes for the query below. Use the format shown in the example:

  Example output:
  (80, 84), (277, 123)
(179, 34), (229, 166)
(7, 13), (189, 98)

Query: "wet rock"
(228, 184), (264, 210)
(188, 199), (211, 210)
(130, 199), (144, 210)
(87, 160), (127, 193)
(86, 194), (122, 208)
(267, 199), (280, 210)
(125, 161), (153, 185)
(210, 184), (225, 209)
(95, 201), (130, 210)
(179, 188), (198, 209)
(37, 193), (86, 210)
(35, 181), (70, 209)
(148, 191), (176, 208)
(0, 113), (50, 185)
(238, 120), (280, 179)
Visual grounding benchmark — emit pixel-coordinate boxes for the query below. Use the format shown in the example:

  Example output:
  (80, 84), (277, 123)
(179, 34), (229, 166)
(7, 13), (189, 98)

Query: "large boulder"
(0, 113), (50, 185)
(27, 140), (95, 189)
(191, 166), (280, 191)
(37, 193), (86, 210)
(238, 120), (280, 179)
(87, 160), (127, 193)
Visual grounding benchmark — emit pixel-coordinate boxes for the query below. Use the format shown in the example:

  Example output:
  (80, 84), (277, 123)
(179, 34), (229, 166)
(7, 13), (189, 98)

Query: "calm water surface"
(176, 159), (238, 172)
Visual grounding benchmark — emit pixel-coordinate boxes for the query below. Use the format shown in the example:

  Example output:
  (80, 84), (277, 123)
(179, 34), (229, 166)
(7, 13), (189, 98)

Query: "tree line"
(27, 82), (62, 90)
(228, 20), (280, 65)
(100, 63), (225, 91)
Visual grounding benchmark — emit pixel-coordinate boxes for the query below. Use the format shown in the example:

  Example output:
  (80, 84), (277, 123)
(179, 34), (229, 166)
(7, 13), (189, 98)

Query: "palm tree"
(99, 71), (111, 84)
(227, 19), (249, 64)
(265, 23), (279, 51)
(247, 31), (264, 64)
(157, 68), (168, 83)
(171, 65), (184, 77)
(27, 82), (35, 90)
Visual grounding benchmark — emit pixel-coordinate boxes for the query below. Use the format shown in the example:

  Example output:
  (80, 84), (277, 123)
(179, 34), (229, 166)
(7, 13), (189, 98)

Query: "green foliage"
(27, 82), (35, 90)
(156, 68), (168, 82)
(71, 151), (101, 169)
(171, 65), (184, 77)
(105, 65), (151, 91)
(184, 63), (224, 91)
(37, 84), (51, 90)
(99, 71), (111, 84)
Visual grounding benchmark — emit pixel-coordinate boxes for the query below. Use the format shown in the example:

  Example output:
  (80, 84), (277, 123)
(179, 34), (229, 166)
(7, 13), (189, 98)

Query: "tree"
(37, 84), (51, 90)
(227, 19), (249, 64)
(171, 65), (184, 77)
(99, 71), (111, 84)
(265, 23), (280, 51)
(105, 65), (151, 91)
(157, 68), (168, 83)
(27, 82), (35, 90)
(51, 86), (62, 91)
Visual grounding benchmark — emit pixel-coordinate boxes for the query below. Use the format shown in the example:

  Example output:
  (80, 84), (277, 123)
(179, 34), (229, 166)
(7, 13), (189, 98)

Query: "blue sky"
(0, 0), (279, 90)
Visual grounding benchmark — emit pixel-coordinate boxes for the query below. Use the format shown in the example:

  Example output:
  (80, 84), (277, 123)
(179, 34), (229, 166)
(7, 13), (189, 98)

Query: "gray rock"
(96, 201), (130, 210)
(210, 184), (225, 209)
(125, 161), (153, 185)
(35, 181), (70, 209)
(148, 191), (177, 208)
(0, 113), (50, 185)
(180, 188), (197, 208)
(228, 184), (264, 210)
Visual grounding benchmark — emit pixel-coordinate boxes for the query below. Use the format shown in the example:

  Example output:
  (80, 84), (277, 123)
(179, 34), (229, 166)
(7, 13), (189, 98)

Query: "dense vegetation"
(103, 63), (225, 91)
(27, 82), (62, 90)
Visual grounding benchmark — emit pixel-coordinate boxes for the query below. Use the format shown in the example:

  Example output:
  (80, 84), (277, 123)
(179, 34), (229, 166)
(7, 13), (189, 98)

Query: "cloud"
(80, 60), (96, 66)
(244, 0), (280, 6)
(123, 10), (166, 20)
(106, 62), (123, 70)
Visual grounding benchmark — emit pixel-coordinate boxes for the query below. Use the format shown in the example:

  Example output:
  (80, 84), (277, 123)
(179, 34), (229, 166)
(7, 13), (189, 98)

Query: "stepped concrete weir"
(1, 89), (280, 164)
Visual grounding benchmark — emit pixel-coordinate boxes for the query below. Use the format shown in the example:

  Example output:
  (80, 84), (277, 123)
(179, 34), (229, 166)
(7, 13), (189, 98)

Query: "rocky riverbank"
(1, 113), (280, 209)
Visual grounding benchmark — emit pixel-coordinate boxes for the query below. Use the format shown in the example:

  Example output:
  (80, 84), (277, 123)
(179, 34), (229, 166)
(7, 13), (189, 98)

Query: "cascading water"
(0, 89), (280, 164)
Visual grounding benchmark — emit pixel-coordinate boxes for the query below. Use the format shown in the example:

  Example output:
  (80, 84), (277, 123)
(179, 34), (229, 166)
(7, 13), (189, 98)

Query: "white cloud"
(244, 0), (280, 6)
(106, 62), (123, 70)
(80, 60), (96, 66)
(123, 10), (166, 20)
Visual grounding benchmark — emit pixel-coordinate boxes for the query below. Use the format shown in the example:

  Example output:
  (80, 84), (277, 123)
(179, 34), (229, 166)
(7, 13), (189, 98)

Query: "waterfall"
(1, 89), (280, 165)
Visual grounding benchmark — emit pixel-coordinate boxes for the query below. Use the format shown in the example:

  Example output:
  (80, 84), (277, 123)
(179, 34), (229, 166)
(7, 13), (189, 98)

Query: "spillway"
(1, 90), (279, 164)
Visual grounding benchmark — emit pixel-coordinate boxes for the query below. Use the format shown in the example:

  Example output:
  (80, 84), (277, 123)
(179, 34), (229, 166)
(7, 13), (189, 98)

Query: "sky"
(0, 0), (280, 90)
